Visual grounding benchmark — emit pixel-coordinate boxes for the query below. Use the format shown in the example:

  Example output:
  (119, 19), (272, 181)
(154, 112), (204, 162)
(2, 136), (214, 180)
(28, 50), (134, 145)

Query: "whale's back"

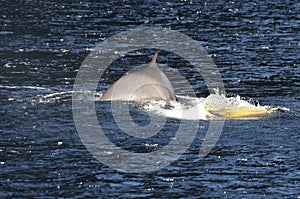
(100, 52), (176, 101)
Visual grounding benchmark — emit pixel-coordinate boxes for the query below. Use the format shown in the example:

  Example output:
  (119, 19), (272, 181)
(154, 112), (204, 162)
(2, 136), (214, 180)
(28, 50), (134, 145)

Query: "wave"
(3, 84), (288, 119)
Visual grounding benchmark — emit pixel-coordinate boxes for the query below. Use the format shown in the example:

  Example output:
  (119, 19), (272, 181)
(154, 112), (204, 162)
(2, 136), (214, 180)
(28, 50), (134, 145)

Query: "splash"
(205, 93), (275, 119)
(143, 96), (208, 120)
(143, 92), (288, 120)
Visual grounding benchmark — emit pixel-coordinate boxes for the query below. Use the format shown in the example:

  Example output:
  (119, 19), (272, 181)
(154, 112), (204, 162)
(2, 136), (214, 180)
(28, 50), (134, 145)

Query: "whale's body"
(100, 52), (176, 101)
(100, 52), (273, 119)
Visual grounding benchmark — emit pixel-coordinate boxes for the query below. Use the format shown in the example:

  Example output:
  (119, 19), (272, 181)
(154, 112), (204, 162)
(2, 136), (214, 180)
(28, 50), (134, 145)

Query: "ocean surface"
(0, 0), (299, 198)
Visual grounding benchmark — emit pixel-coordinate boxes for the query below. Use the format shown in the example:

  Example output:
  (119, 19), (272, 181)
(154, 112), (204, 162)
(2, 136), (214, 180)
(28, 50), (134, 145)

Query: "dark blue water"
(1, 1), (299, 198)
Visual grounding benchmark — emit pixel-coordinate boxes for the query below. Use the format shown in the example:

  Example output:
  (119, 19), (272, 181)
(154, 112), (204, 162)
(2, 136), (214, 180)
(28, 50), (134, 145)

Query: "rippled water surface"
(1, 1), (299, 198)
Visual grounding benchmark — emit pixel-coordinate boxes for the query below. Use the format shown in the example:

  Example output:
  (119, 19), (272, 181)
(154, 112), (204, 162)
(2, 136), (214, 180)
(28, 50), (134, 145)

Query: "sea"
(0, 0), (299, 198)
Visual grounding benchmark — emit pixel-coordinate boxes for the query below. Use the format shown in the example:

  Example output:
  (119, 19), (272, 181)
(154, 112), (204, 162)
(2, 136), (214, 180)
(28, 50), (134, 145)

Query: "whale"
(100, 52), (176, 101)
(100, 52), (274, 118)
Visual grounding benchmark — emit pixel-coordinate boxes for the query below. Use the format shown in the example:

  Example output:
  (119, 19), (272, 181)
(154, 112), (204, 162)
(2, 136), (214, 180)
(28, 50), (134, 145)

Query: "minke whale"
(100, 52), (272, 118)
(100, 52), (176, 101)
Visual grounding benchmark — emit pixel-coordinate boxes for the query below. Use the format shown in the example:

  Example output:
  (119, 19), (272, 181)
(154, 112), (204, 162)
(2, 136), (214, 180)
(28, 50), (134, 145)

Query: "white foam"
(0, 85), (53, 91)
(142, 93), (287, 120)
(143, 96), (209, 120)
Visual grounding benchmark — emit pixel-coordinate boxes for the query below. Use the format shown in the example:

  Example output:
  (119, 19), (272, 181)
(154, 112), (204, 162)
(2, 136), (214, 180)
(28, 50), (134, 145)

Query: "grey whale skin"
(100, 52), (176, 101)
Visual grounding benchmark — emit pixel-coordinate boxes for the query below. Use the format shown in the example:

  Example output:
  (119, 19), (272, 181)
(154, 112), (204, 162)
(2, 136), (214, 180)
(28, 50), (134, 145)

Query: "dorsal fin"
(100, 51), (176, 101)
(149, 51), (159, 67)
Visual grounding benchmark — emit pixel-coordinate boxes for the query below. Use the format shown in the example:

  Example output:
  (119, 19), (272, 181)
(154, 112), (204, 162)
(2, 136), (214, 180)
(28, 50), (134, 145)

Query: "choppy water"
(1, 0), (299, 198)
